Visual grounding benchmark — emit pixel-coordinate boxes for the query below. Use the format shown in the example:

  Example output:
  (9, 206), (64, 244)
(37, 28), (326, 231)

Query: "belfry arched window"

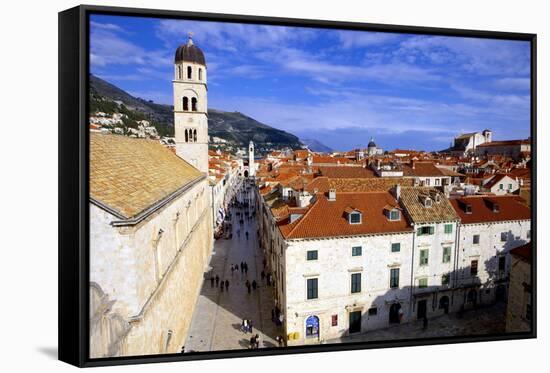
(187, 66), (192, 79)
(198, 68), (202, 81)
(183, 97), (189, 111)
(185, 129), (189, 142)
(177, 65), (181, 80)
(191, 97), (198, 112)
(193, 129), (197, 142)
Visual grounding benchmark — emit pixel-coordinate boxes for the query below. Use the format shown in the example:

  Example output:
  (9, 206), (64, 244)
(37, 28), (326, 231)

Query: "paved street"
(185, 182), (283, 352)
(327, 302), (506, 344)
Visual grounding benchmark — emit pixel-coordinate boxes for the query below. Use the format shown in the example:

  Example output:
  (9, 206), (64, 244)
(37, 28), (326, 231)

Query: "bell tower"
(173, 33), (209, 173)
(248, 141), (255, 177)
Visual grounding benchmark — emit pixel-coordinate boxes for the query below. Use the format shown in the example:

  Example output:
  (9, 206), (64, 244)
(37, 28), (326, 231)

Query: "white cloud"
(337, 30), (401, 49)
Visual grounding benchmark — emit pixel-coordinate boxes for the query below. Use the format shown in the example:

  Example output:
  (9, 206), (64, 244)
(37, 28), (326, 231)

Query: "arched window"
(198, 68), (202, 80)
(176, 66), (181, 80)
(191, 97), (198, 111)
(193, 129), (197, 142)
(183, 97), (189, 111)
(185, 129), (188, 142)
(187, 66), (192, 79)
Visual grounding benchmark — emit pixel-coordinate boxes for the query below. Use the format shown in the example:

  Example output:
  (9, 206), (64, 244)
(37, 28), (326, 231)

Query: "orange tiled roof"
(450, 195), (530, 224)
(279, 191), (413, 239)
(318, 166), (376, 178)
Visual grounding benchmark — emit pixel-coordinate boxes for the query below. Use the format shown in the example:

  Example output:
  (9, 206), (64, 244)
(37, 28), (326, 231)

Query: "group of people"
(210, 275), (230, 292)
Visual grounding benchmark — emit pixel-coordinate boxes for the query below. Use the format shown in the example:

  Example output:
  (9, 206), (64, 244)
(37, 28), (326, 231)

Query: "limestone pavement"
(185, 181), (282, 352)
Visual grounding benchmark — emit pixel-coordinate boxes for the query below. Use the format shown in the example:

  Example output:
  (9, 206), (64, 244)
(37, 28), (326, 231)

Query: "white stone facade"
(89, 179), (213, 357)
(173, 60), (209, 173)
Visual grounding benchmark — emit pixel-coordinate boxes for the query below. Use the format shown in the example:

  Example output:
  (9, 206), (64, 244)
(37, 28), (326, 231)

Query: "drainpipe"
(408, 225), (417, 320)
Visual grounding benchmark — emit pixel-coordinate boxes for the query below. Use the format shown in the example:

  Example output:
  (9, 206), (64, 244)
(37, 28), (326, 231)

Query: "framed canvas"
(58, 4), (536, 367)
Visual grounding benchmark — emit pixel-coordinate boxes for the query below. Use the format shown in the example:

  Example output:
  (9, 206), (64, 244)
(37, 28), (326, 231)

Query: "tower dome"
(174, 33), (206, 66)
(368, 138), (377, 148)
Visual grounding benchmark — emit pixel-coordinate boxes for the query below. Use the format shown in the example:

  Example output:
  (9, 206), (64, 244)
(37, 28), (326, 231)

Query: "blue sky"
(90, 14), (531, 151)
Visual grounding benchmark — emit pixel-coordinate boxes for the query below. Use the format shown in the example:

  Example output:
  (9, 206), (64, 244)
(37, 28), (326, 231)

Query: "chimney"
(412, 160), (416, 169)
(395, 184), (401, 201)
(328, 188), (336, 201)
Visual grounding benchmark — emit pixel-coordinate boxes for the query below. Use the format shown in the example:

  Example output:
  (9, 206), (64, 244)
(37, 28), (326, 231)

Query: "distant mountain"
(208, 109), (302, 150)
(90, 74), (173, 125)
(89, 74), (302, 151)
(301, 138), (333, 153)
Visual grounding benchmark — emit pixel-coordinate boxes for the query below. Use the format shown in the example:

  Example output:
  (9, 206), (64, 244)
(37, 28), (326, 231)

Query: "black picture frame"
(59, 4), (537, 368)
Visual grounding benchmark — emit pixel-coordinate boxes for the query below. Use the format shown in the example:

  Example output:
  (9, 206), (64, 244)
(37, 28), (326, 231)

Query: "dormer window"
(465, 204), (472, 214)
(420, 196), (432, 208)
(434, 194), (441, 203)
(493, 203), (500, 213)
(349, 212), (362, 225)
(345, 207), (362, 224)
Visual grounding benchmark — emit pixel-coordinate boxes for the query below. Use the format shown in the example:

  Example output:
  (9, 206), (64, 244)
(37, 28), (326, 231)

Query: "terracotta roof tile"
(279, 191), (413, 239)
(450, 195), (530, 224)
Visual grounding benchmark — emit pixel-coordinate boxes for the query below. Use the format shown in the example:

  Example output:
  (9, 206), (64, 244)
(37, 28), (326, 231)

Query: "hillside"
(300, 138), (333, 153)
(89, 74), (303, 151)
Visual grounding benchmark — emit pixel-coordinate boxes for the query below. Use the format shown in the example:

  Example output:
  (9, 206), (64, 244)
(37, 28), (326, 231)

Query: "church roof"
(90, 133), (204, 221)
(175, 37), (206, 65)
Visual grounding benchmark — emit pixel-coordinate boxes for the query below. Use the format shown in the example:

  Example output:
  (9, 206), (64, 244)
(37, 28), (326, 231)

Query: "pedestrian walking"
(220, 281), (224, 292)
(246, 281), (251, 294)
(231, 266), (235, 275)
(215, 275), (220, 286)
(276, 336), (284, 347)
(210, 276), (215, 287)
(261, 270), (265, 281)
(244, 262), (248, 273)
(249, 335), (256, 349)
(240, 262), (244, 273)
(225, 279), (229, 290)
(252, 280), (257, 290)
(249, 320), (254, 334)
(242, 319), (248, 333)
(245, 231), (249, 240)
(254, 334), (260, 349)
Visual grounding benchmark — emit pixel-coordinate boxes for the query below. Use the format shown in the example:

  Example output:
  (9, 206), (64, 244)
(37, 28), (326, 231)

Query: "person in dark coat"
(252, 280), (257, 290)
(240, 262), (244, 273)
(225, 279), (229, 290)
(246, 280), (251, 294)
(215, 275), (220, 286)
(210, 276), (215, 287)
(261, 270), (265, 281)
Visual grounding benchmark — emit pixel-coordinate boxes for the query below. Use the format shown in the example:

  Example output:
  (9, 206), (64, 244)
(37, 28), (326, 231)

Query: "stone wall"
(505, 254), (531, 333)
(89, 178), (213, 357)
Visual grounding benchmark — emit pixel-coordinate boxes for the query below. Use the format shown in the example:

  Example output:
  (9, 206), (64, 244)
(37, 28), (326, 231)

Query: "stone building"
(505, 242), (532, 333)
(268, 189), (415, 345)
(450, 130), (492, 156)
(475, 139), (531, 161)
(89, 35), (213, 358)
(398, 187), (460, 320)
(450, 196), (531, 309)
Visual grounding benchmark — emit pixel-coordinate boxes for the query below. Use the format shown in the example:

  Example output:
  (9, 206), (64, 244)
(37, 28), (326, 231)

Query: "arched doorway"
(439, 296), (450, 314)
(389, 302), (402, 323)
(305, 315), (319, 339)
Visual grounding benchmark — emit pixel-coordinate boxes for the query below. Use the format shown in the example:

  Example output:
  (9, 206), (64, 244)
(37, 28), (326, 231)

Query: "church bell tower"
(248, 141), (255, 177)
(173, 33), (209, 173)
